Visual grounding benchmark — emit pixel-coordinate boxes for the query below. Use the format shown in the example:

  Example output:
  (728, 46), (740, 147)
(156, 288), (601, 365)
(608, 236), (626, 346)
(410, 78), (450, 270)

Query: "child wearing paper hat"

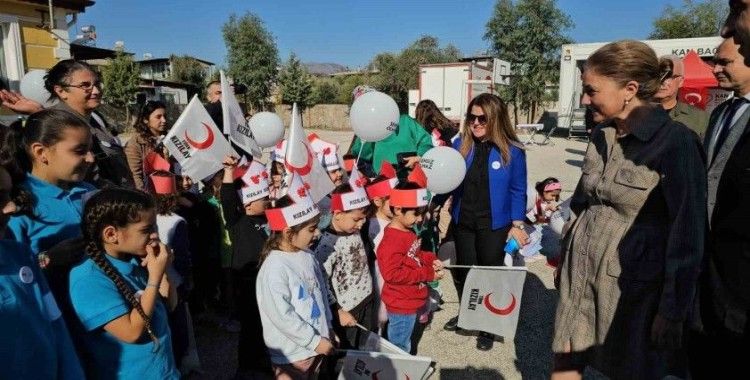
(376, 176), (444, 353)
(313, 169), (375, 349)
(308, 133), (344, 187)
(363, 161), (399, 333)
(219, 156), (273, 374)
(257, 173), (334, 377)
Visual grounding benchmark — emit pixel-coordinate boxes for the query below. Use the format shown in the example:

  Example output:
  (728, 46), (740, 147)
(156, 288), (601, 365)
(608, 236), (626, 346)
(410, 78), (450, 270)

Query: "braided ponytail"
(81, 188), (160, 350)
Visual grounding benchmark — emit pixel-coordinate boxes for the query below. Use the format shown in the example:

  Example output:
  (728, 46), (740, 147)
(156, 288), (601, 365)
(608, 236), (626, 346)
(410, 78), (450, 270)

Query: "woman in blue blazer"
(443, 93), (529, 350)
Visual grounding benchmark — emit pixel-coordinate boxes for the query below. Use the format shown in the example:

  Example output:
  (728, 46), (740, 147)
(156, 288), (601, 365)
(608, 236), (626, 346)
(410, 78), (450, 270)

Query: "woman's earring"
(624, 99), (630, 106)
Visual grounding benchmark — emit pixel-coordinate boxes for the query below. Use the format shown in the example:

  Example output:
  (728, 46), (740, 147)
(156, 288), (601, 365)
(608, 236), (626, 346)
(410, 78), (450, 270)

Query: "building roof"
(139, 78), (196, 90)
(137, 57), (215, 66)
(17, 0), (95, 12)
(70, 43), (132, 60)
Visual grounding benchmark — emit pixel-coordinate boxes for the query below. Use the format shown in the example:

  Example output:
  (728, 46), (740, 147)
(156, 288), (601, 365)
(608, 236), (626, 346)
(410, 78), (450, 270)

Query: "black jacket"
(220, 183), (268, 272)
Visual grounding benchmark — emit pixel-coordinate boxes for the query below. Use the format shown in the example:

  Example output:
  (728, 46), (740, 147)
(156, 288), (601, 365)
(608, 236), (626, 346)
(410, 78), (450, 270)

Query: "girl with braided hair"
(68, 188), (180, 379)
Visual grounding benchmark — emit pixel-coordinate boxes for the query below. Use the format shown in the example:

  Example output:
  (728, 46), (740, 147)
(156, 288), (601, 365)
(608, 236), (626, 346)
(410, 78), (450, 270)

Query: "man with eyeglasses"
(655, 55), (709, 138)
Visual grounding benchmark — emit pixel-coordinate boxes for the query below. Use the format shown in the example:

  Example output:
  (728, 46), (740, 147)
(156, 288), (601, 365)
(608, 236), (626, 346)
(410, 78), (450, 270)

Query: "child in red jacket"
(376, 181), (444, 353)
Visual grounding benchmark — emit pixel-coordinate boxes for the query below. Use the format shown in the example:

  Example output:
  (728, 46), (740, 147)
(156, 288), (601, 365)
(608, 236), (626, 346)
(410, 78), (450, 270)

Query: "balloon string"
(354, 142), (365, 167)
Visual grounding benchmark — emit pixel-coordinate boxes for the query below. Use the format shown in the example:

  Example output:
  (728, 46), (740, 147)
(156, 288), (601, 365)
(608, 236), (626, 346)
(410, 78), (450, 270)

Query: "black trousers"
(331, 296), (377, 349)
(452, 223), (511, 301)
(687, 315), (750, 379)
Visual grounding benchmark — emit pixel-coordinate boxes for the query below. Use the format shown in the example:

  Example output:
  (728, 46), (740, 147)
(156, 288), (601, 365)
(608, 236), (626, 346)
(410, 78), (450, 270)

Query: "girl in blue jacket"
(443, 93), (529, 351)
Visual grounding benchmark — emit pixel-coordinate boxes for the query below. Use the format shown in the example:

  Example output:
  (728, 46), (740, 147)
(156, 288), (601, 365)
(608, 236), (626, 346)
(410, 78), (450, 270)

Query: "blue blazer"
(450, 137), (527, 230)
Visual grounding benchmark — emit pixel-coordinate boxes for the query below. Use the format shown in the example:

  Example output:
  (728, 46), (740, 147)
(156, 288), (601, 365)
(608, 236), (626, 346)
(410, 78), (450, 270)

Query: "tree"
(100, 51), (140, 122)
(222, 12), (279, 111)
(312, 80), (340, 104)
(485, 0), (573, 123)
(169, 55), (206, 98)
(369, 36), (461, 110)
(650, 0), (728, 39)
(278, 53), (314, 110)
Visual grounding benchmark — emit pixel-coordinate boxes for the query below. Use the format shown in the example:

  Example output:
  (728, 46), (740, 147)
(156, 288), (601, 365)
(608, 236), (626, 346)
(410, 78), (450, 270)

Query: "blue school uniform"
(0, 240), (84, 379)
(69, 254), (179, 380)
(7, 174), (95, 255)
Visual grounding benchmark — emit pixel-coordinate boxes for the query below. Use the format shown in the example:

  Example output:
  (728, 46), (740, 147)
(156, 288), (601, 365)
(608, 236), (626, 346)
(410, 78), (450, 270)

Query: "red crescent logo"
(483, 292), (516, 316)
(184, 123), (215, 150)
(285, 144), (314, 176)
(685, 93), (702, 105)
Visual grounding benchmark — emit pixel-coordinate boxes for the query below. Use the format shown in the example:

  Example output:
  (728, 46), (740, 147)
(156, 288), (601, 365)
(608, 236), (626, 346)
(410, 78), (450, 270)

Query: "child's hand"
(143, 240), (170, 280)
(434, 267), (445, 280)
(314, 337), (334, 355)
(222, 155), (239, 171)
(432, 259), (444, 272)
(337, 309), (358, 327)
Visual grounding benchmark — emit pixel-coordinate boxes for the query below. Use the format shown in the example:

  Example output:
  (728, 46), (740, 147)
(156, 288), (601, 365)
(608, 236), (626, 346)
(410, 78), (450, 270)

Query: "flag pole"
(444, 264), (528, 271)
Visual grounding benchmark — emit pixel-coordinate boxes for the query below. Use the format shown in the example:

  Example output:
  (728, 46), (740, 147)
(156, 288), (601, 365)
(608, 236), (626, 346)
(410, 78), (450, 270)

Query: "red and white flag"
(221, 70), (261, 157)
(338, 350), (434, 380)
(164, 95), (236, 180)
(284, 103), (334, 203)
(457, 266), (527, 339)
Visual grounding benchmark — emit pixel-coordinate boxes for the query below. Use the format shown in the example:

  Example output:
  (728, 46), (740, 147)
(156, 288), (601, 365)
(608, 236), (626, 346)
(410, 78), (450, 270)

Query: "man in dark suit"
(690, 36), (750, 377)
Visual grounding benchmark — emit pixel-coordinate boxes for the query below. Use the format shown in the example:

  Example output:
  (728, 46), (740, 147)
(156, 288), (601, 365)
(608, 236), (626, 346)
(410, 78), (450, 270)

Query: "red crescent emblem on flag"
(285, 144), (314, 176)
(184, 123), (215, 150)
(483, 292), (516, 316)
(685, 92), (702, 105)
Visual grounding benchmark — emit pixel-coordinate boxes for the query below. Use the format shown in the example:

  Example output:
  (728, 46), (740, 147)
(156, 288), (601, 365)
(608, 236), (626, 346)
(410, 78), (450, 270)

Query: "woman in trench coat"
(551, 40), (707, 379)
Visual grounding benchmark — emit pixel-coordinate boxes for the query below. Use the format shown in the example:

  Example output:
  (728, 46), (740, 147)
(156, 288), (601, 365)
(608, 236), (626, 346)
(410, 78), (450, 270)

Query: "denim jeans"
(387, 313), (417, 353)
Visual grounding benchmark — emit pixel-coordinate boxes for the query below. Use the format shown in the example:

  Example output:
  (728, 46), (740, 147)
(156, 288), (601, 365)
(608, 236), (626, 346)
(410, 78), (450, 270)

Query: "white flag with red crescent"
(164, 95), (236, 180)
(284, 102), (334, 203)
(221, 70), (262, 157)
(338, 350), (434, 380)
(457, 266), (527, 339)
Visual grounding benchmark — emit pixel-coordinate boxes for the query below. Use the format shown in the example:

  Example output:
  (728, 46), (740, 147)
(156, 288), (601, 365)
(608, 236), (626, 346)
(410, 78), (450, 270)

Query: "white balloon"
(249, 112), (285, 148)
(420, 146), (466, 194)
(20, 70), (51, 105)
(349, 91), (399, 142)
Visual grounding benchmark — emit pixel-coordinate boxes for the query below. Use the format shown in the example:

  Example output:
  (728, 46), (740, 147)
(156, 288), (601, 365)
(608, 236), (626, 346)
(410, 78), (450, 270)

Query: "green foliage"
(222, 12), (279, 111)
(278, 53), (314, 110)
(312, 79), (340, 104)
(368, 35), (461, 109)
(335, 74), (376, 104)
(650, 0), (728, 39)
(485, 0), (573, 122)
(169, 54), (207, 97)
(100, 51), (140, 110)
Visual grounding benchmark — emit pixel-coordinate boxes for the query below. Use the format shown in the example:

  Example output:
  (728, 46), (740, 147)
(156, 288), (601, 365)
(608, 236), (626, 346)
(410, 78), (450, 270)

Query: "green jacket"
(669, 101), (709, 138)
(350, 114), (434, 174)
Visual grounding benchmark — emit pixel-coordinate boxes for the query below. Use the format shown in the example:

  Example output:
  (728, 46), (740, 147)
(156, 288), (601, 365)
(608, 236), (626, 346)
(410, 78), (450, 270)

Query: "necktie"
(712, 97), (747, 161)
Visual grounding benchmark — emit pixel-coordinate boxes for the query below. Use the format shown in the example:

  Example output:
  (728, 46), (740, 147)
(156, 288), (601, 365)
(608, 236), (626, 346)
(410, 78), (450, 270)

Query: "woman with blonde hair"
(552, 40), (706, 379)
(442, 93), (528, 350)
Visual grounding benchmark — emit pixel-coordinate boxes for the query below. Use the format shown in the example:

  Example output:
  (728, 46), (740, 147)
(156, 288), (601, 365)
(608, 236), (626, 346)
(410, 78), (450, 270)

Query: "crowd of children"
(0, 82), (568, 380)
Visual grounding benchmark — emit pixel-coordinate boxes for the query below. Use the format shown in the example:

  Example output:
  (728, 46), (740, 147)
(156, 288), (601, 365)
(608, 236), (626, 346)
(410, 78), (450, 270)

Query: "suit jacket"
(702, 99), (750, 334)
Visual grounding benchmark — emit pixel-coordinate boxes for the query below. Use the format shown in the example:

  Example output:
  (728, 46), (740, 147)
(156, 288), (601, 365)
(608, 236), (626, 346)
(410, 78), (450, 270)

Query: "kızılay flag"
(221, 70), (262, 157)
(457, 266), (527, 339)
(284, 102), (334, 203)
(164, 95), (236, 180)
(338, 350), (434, 380)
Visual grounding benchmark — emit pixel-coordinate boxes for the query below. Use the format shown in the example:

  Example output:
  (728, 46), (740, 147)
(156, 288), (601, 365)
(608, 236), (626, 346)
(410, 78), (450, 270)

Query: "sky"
(73, 0), (697, 69)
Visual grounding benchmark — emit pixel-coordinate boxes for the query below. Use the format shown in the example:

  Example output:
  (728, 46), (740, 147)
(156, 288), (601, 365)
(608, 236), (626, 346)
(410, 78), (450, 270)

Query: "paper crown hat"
(265, 172), (320, 231)
(144, 152), (176, 195)
(272, 139), (288, 163)
(365, 161), (398, 199)
(307, 133), (340, 172)
(331, 168), (371, 212)
(237, 160), (270, 205)
(390, 164), (430, 208)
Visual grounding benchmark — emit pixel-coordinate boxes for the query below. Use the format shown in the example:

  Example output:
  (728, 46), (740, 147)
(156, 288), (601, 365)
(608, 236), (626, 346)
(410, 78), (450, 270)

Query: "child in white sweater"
(257, 174), (334, 378)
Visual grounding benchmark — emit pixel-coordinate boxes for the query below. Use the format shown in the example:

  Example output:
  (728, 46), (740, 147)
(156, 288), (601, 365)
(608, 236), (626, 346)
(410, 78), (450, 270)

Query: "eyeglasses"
(466, 113), (488, 125)
(63, 81), (102, 92)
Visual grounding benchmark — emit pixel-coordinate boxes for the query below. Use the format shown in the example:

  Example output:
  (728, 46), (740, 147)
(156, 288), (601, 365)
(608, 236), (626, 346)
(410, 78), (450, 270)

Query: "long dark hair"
(0, 109), (90, 215)
(133, 100), (167, 145)
(44, 59), (97, 102)
(459, 93), (520, 165)
(415, 99), (456, 134)
(81, 188), (160, 346)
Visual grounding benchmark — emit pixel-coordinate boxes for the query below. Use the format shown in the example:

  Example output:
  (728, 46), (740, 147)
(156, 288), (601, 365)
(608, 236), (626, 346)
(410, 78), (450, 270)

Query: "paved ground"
(191, 132), (590, 379)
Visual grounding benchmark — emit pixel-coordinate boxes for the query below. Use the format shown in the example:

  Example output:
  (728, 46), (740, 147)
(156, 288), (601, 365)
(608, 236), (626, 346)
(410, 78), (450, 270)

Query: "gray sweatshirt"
(256, 249), (333, 364)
